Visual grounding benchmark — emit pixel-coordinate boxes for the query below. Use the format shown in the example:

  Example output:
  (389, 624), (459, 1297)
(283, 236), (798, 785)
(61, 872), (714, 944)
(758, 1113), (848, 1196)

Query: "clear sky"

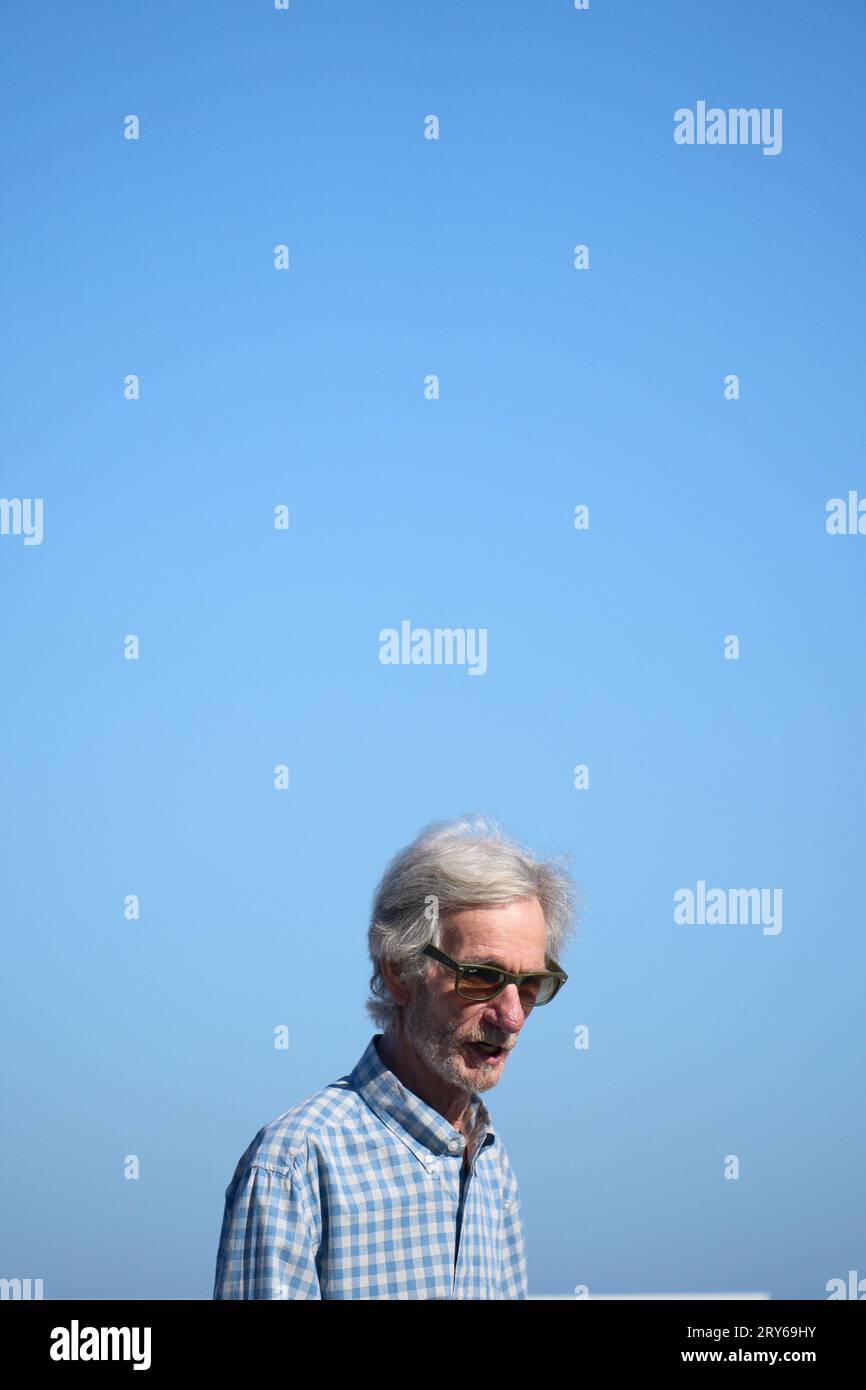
(1, 0), (864, 1300)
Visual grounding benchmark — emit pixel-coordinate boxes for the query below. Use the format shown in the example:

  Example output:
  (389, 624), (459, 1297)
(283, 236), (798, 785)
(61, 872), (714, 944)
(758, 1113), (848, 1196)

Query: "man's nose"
(481, 983), (526, 1033)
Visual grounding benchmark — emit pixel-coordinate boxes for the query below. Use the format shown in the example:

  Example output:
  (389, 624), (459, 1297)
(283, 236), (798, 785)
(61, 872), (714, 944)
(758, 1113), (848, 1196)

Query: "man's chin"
(418, 1034), (508, 1090)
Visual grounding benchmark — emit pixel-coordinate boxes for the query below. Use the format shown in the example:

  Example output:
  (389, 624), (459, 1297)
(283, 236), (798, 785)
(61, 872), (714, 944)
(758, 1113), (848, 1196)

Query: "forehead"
(441, 897), (548, 971)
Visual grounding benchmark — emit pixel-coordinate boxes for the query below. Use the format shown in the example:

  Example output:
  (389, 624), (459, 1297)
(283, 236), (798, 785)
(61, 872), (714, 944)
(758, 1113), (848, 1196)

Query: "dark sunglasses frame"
(421, 944), (568, 1006)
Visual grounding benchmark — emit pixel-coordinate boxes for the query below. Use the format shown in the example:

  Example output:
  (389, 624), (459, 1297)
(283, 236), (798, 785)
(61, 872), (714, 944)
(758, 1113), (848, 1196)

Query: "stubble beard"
(401, 981), (505, 1094)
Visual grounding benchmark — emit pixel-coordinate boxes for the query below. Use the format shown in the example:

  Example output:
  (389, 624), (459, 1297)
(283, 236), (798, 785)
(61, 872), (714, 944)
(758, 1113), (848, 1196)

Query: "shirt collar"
(347, 1034), (496, 1167)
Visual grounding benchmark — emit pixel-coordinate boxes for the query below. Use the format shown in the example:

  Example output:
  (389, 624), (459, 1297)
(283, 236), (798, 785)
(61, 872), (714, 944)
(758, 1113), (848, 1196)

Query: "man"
(212, 813), (577, 1299)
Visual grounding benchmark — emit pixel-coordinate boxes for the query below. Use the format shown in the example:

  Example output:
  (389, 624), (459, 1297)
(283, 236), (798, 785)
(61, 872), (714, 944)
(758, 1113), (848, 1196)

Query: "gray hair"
(365, 813), (580, 1032)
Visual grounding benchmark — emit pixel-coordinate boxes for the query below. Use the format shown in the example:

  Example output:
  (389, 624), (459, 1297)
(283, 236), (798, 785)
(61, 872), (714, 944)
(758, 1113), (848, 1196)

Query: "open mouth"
(466, 1040), (507, 1065)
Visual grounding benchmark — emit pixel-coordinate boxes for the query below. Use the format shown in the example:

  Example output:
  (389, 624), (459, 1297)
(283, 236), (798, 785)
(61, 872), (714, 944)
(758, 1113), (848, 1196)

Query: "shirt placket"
(451, 1130), (488, 1298)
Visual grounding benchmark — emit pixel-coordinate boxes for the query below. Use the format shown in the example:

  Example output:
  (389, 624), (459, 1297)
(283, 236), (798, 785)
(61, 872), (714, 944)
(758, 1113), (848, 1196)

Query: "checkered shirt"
(212, 1033), (528, 1300)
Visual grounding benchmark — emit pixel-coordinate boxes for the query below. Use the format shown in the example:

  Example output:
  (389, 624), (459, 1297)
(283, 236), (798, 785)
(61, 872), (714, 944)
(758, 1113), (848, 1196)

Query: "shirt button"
(448, 1139), (461, 1153)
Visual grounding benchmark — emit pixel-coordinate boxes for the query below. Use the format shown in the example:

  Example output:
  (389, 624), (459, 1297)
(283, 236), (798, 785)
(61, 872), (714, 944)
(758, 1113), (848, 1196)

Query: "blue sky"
(1, 0), (864, 1299)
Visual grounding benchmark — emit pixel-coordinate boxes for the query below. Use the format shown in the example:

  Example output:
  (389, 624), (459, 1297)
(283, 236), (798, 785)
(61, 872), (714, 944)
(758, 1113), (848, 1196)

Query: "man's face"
(401, 896), (549, 1093)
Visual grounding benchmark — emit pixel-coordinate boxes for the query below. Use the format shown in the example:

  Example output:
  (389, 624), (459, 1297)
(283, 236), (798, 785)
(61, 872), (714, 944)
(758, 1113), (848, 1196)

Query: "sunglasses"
(422, 944), (568, 1007)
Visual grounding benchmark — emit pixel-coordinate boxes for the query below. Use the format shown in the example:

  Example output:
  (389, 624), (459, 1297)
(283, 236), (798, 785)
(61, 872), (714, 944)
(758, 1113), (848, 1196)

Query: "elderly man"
(212, 814), (576, 1300)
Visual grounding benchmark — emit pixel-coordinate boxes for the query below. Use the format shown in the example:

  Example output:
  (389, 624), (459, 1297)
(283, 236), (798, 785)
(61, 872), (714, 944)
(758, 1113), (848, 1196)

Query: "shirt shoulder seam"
(247, 1141), (308, 1181)
(243, 1146), (319, 1248)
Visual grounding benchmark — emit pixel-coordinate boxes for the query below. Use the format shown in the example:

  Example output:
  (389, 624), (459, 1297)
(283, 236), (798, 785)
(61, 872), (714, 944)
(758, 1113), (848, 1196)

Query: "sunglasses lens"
(522, 975), (561, 1006)
(531, 976), (556, 1005)
(458, 967), (504, 1000)
(458, 969), (559, 1006)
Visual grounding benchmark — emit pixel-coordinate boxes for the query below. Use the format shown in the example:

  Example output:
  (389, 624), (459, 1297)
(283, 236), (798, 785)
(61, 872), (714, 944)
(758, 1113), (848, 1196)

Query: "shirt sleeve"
(212, 1158), (321, 1300)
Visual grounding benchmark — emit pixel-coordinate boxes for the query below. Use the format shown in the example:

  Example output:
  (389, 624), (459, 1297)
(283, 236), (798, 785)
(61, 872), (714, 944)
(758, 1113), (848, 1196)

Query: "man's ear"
(381, 955), (412, 1007)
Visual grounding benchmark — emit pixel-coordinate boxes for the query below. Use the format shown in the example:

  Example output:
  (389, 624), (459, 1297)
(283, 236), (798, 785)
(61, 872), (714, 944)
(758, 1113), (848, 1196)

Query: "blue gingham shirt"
(213, 1034), (528, 1299)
